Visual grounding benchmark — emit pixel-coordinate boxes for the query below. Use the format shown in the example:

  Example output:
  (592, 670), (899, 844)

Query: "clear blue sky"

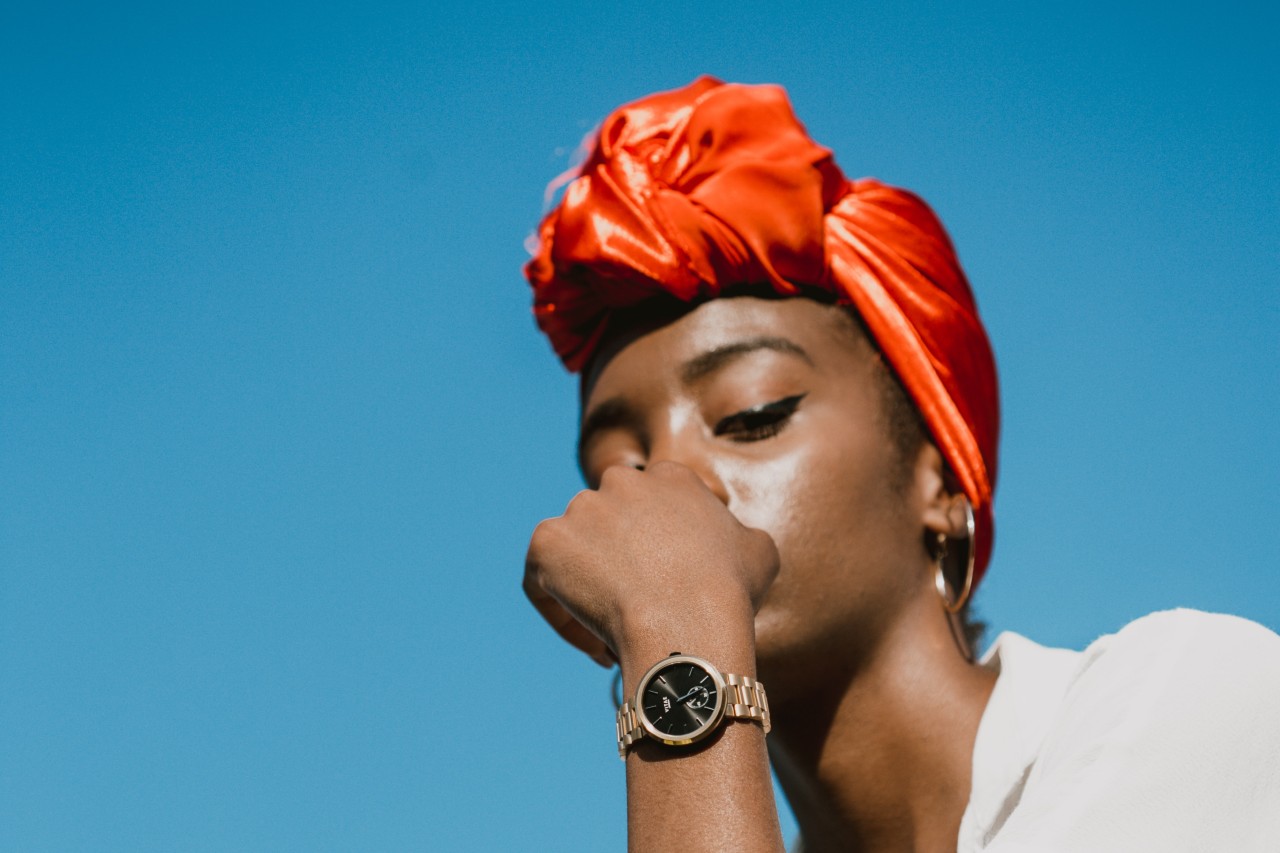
(2, 2), (1276, 850)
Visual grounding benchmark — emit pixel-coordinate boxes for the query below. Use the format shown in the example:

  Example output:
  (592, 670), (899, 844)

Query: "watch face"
(639, 659), (722, 740)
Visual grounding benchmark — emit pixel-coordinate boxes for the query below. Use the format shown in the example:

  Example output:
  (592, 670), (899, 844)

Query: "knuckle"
(648, 459), (692, 479)
(564, 487), (597, 513)
(528, 517), (560, 554)
(597, 464), (634, 488)
(747, 526), (778, 557)
(521, 551), (551, 597)
(521, 569), (543, 599)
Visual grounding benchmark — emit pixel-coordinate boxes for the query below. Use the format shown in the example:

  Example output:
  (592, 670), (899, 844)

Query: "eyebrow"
(679, 336), (813, 385)
(577, 336), (813, 471)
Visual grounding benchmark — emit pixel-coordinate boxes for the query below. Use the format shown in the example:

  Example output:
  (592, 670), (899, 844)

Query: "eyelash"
(713, 394), (807, 442)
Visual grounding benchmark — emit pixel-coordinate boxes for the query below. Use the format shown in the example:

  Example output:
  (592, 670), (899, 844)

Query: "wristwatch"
(615, 653), (771, 759)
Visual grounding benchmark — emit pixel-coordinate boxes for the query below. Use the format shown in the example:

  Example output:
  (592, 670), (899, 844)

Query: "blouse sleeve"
(984, 609), (1280, 853)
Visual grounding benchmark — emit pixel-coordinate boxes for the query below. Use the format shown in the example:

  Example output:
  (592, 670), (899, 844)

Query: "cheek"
(721, 448), (806, 535)
(723, 431), (908, 572)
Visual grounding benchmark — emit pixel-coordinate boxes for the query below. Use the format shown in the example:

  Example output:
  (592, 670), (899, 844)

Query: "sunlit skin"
(524, 296), (996, 852)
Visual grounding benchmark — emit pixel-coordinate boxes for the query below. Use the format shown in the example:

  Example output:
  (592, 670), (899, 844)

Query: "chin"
(752, 606), (817, 697)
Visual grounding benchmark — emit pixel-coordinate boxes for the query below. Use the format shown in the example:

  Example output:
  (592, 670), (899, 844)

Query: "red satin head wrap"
(524, 77), (1000, 585)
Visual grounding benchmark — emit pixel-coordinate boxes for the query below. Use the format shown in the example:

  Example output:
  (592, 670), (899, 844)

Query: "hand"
(523, 461), (779, 671)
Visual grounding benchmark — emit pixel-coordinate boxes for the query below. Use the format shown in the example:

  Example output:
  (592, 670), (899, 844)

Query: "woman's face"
(580, 296), (935, 694)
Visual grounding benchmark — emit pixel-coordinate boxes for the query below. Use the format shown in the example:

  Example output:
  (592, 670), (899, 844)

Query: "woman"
(521, 78), (1280, 852)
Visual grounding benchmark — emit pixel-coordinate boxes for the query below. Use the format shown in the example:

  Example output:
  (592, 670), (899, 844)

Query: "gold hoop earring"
(934, 497), (976, 614)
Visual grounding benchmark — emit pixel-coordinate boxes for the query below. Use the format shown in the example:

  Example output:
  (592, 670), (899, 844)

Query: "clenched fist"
(524, 461), (779, 678)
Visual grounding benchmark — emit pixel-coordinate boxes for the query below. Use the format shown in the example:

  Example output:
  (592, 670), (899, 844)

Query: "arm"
(525, 461), (785, 853)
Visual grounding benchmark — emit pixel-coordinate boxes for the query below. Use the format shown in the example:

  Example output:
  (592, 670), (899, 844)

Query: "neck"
(766, 597), (996, 853)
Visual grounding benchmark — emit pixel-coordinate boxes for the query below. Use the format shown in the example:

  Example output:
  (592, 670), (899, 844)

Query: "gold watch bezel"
(632, 654), (728, 748)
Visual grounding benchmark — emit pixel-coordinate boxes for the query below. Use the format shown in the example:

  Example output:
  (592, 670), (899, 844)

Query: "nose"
(645, 431), (732, 506)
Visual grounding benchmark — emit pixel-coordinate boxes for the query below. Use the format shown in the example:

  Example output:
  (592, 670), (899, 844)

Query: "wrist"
(615, 650), (772, 760)
(616, 596), (757, 697)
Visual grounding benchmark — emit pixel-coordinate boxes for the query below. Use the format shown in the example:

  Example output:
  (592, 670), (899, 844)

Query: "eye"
(713, 394), (807, 442)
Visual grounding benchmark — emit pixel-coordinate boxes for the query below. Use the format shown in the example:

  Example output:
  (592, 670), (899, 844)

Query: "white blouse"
(958, 608), (1280, 852)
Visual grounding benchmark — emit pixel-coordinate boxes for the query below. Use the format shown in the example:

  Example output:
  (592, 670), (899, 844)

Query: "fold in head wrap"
(524, 76), (1000, 585)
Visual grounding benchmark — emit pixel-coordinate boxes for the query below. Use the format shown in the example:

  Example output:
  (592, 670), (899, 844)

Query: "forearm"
(626, 722), (783, 852)
(523, 461), (785, 850)
(619, 618), (785, 853)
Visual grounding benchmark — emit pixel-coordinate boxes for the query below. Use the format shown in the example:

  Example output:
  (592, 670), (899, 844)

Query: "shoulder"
(1069, 608), (1280, 712)
(1052, 608), (1280, 757)
(1084, 606), (1280, 665)
(982, 610), (1280, 851)
(1095, 606), (1280, 656)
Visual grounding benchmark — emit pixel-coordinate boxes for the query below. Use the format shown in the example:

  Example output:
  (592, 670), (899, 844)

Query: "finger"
(744, 525), (781, 572)
(740, 525), (782, 608)
(522, 570), (616, 668)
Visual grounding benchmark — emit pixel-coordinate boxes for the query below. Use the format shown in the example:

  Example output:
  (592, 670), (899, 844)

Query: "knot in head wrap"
(525, 76), (1001, 586)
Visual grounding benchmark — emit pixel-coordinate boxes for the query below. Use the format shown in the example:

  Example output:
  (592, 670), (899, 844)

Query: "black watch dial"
(640, 660), (721, 738)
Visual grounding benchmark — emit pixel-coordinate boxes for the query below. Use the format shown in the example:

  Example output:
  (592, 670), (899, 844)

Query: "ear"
(913, 442), (970, 540)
